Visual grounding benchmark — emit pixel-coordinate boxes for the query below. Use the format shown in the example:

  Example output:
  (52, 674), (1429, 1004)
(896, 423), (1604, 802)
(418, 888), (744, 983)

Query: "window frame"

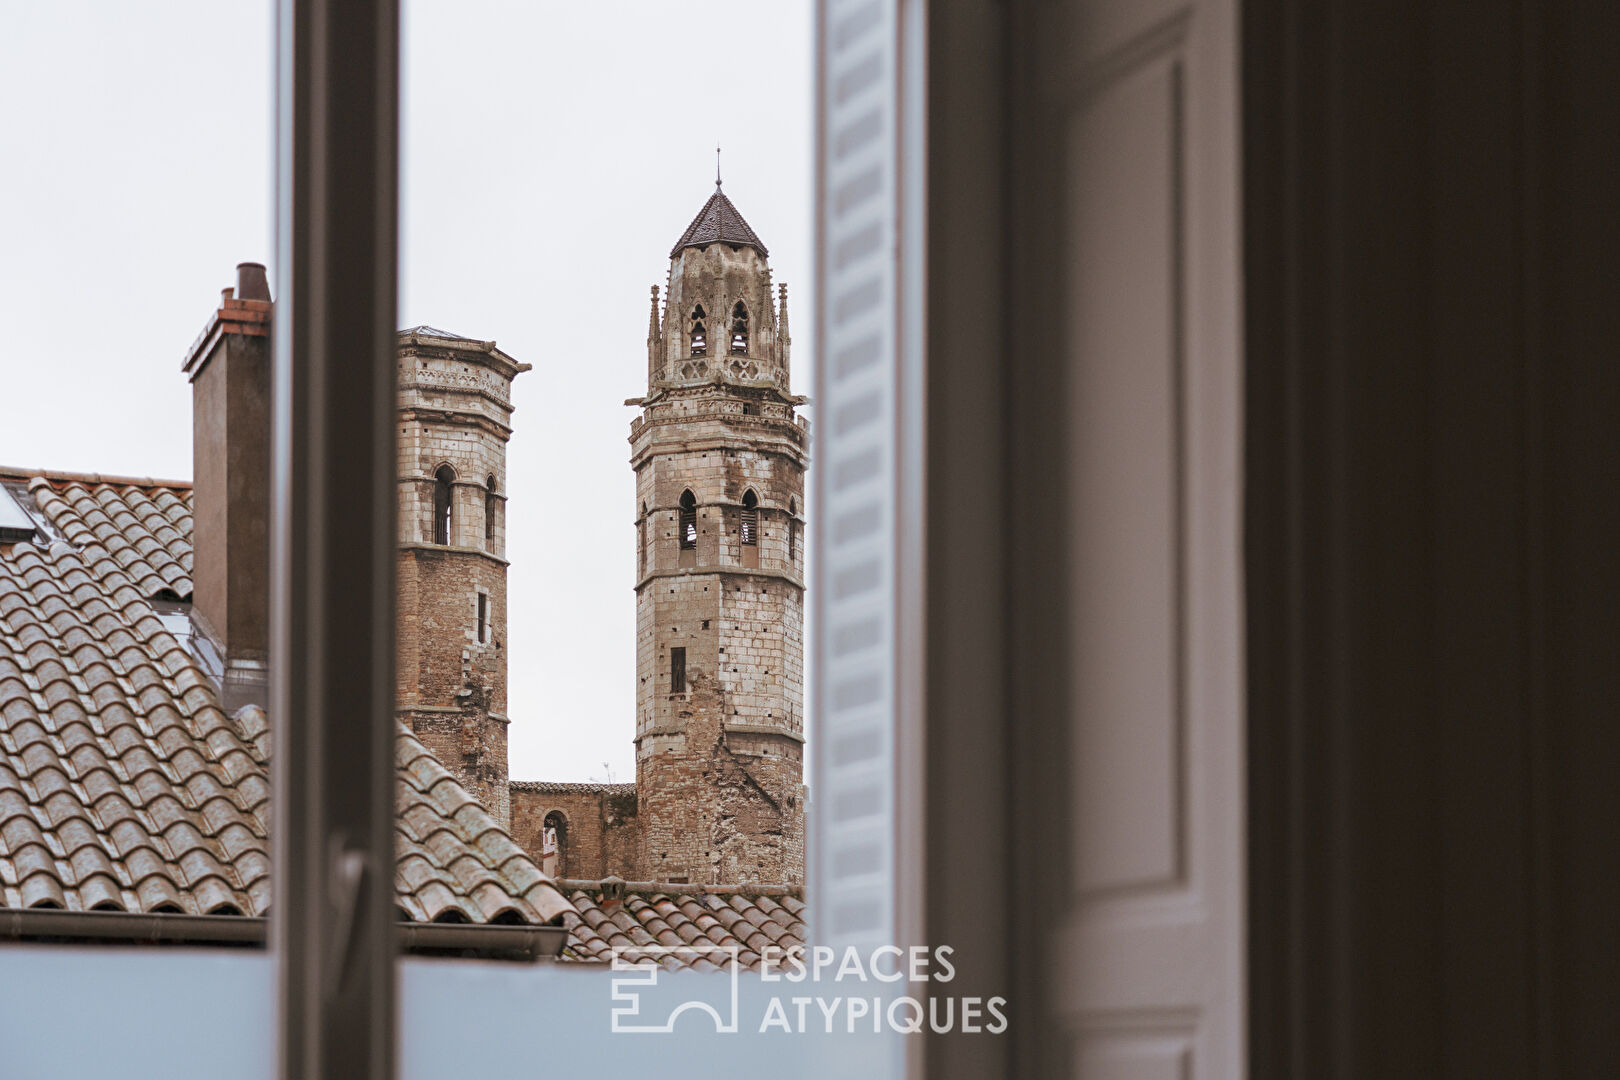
(263, 3), (933, 1078)
(270, 0), (401, 1075)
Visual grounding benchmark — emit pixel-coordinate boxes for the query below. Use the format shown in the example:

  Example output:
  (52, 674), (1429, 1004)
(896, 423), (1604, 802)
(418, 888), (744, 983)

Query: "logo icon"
(609, 944), (743, 1033)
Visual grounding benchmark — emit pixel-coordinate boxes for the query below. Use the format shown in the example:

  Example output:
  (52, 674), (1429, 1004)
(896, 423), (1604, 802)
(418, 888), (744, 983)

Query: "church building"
(506, 181), (810, 888)
(0, 176), (809, 964)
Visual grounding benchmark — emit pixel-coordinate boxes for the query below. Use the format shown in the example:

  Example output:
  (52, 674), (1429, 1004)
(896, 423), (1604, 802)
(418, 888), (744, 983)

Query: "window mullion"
(271, 0), (400, 1076)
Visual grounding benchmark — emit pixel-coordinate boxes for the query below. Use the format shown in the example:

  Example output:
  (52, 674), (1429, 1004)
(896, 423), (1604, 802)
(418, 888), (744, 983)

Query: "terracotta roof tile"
(507, 779), (635, 795)
(0, 473), (570, 931)
(557, 880), (806, 970)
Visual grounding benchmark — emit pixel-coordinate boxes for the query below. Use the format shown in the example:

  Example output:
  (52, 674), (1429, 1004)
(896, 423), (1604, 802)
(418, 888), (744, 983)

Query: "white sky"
(0, 0), (814, 783)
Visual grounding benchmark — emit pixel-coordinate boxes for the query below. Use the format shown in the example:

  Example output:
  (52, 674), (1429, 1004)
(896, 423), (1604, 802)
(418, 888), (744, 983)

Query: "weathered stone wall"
(393, 332), (527, 830)
(629, 269), (809, 884)
(509, 785), (639, 880)
(396, 340), (515, 554)
(636, 677), (804, 885)
(660, 244), (785, 386)
(502, 223), (810, 887)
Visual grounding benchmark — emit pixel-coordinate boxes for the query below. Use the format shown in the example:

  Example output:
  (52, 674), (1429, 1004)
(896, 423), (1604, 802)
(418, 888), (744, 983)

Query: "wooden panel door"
(1038, 0), (1244, 1075)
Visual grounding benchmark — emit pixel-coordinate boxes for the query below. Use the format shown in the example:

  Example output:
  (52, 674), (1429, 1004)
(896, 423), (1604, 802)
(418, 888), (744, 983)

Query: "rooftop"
(669, 184), (770, 259)
(0, 467), (807, 967)
(0, 471), (570, 944)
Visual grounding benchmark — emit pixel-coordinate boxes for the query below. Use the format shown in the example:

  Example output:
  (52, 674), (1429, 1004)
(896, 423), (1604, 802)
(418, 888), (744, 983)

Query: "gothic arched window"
(690, 304), (707, 356)
(639, 502), (649, 574)
(679, 491), (697, 548)
(741, 489), (760, 567)
(788, 496), (799, 566)
(679, 489), (697, 568)
(730, 301), (749, 354)
(432, 464), (455, 545)
(484, 475), (498, 548)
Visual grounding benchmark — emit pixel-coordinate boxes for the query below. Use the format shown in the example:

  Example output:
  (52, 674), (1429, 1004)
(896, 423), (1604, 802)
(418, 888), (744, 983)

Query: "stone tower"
(395, 326), (530, 830)
(629, 181), (810, 886)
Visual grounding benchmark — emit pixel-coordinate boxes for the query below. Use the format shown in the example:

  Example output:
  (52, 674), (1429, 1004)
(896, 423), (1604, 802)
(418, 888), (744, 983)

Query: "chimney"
(181, 262), (273, 710)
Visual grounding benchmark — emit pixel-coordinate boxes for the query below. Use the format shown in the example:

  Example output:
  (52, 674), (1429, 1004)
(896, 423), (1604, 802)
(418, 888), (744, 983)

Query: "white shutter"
(811, 0), (919, 989)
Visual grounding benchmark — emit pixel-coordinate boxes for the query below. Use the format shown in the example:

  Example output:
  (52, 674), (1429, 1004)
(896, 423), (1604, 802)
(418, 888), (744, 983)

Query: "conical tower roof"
(669, 184), (769, 259)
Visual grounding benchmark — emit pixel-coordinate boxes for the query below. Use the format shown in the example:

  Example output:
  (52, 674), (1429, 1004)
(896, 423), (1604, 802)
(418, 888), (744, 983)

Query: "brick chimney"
(181, 262), (273, 711)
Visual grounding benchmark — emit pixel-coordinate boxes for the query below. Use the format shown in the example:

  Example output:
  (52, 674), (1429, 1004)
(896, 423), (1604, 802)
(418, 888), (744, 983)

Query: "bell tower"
(628, 179), (809, 885)
(395, 326), (530, 830)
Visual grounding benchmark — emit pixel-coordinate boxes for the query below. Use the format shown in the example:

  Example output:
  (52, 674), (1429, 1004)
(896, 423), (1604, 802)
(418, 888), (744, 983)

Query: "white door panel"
(1046, 0), (1244, 1076)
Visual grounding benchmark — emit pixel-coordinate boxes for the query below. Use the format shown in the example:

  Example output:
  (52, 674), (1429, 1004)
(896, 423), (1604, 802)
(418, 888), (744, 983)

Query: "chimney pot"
(236, 262), (270, 302)
(221, 287), (235, 302)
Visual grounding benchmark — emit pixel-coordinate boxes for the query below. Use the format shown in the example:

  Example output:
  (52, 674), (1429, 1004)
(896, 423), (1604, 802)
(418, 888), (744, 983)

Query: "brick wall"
(393, 332), (527, 830)
(397, 547), (510, 823)
(636, 677), (804, 885)
(509, 785), (639, 880)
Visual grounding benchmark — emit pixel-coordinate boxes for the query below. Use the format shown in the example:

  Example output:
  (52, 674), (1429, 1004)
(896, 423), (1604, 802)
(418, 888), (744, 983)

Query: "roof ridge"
(555, 877), (803, 899)
(509, 779), (636, 793)
(0, 466), (193, 490)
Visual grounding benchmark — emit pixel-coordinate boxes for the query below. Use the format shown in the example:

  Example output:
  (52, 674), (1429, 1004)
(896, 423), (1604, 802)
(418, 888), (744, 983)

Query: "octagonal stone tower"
(396, 326), (530, 830)
(628, 182), (810, 886)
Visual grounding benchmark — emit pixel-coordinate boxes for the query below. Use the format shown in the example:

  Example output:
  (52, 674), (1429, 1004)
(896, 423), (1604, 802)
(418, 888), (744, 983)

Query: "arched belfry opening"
(730, 301), (749, 354)
(689, 304), (708, 357)
(789, 496), (799, 567)
(484, 475), (498, 549)
(741, 489), (760, 567)
(432, 464), (455, 545)
(679, 489), (697, 567)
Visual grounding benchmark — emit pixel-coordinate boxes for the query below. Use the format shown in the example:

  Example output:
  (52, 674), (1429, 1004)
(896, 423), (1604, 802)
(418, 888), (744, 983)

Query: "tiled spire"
(669, 185), (769, 259)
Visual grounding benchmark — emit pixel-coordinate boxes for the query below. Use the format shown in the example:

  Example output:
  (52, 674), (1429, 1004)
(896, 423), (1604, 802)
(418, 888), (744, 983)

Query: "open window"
(730, 300), (749, 354)
(788, 495), (798, 569)
(740, 489), (759, 567)
(678, 489), (697, 567)
(689, 303), (707, 356)
(484, 475), (497, 549)
(433, 464), (455, 545)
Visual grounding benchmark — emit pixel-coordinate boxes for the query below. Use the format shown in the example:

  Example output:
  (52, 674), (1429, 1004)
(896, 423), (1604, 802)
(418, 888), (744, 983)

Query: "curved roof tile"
(0, 473), (570, 929)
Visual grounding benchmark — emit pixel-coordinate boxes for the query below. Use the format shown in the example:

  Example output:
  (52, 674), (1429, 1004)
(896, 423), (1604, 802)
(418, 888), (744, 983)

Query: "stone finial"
(776, 283), (790, 376)
(647, 285), (663, 384)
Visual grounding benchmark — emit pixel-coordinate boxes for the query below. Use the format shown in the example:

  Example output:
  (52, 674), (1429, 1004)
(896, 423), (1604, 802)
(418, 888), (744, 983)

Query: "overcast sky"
(0, 1), (814, 783)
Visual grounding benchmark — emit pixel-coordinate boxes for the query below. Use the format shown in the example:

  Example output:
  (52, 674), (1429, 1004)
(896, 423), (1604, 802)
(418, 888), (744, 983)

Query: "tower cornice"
(397, 327), (532, 379)
(632, 564), (806, 593)
(625, 381), (810, 408)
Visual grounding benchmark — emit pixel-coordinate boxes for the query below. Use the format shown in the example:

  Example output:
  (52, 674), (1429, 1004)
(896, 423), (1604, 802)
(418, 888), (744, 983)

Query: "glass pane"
(0, 0), (279, 1052)
(0, 949), (273, 1080)
(395, 0), (821, 972)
